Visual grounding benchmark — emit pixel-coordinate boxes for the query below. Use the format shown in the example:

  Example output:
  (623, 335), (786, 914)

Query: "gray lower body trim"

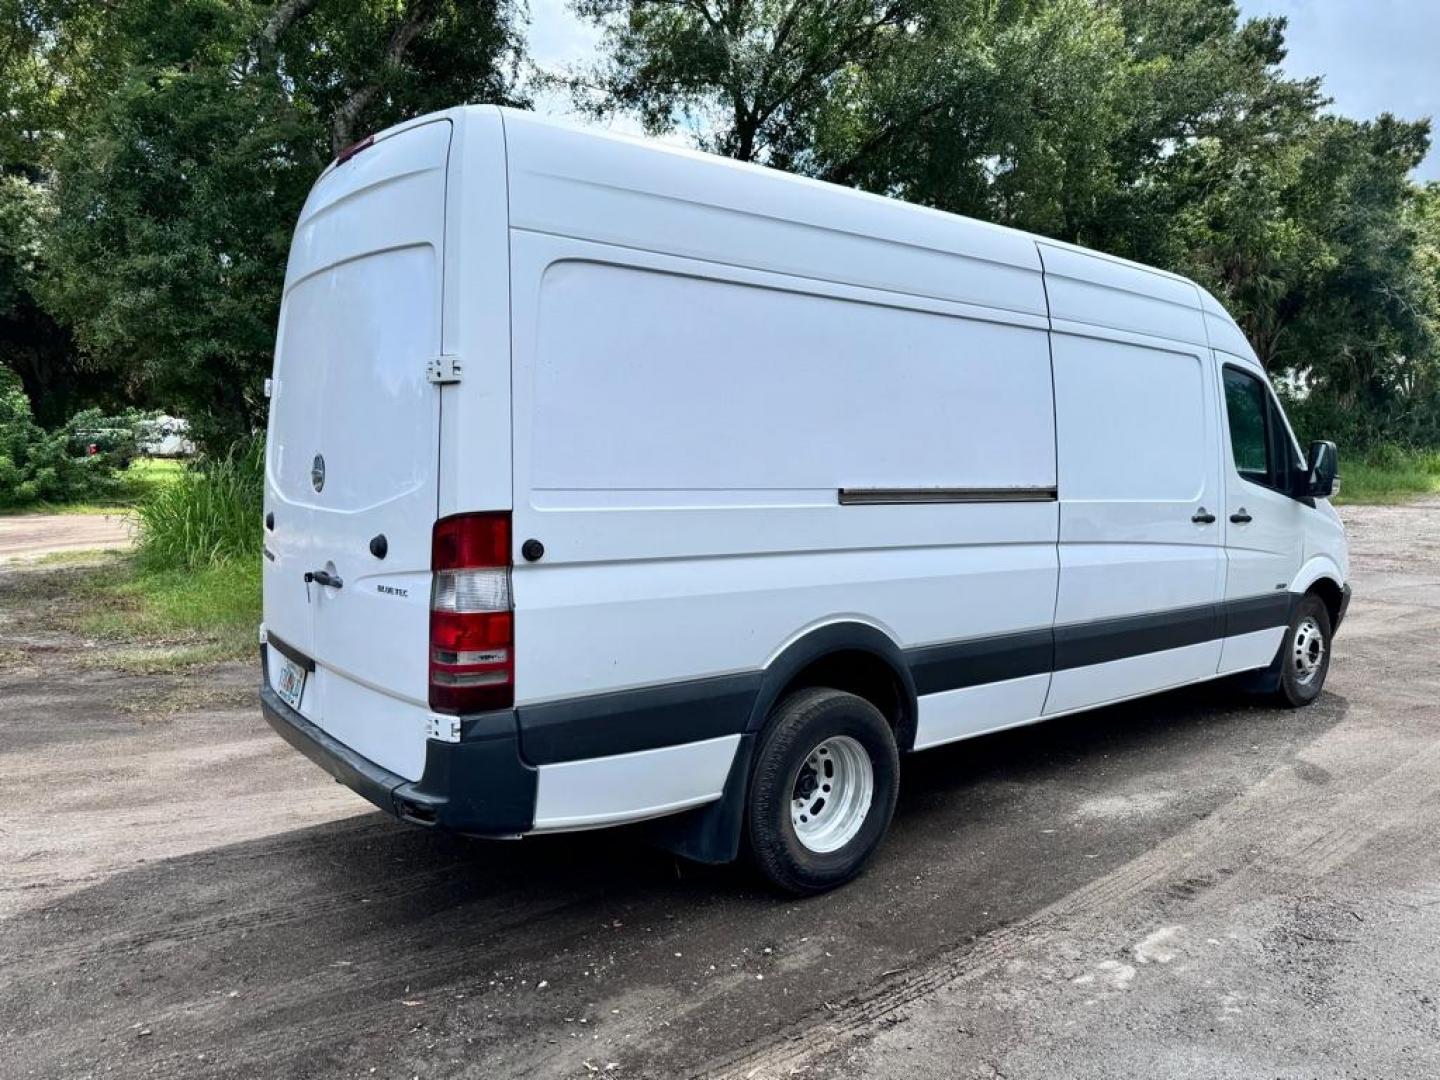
(516, 673), (764, 766)
(514, 594), (1299, 764)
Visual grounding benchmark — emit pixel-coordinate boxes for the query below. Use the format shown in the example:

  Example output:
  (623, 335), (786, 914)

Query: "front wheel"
(1276, 594), (1333, 707)
(746, 688), (899, 895)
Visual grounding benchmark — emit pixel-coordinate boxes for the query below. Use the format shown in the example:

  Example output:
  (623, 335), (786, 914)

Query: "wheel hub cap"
(1292, 616), (1326, 686)
(790, 736), (874, 854)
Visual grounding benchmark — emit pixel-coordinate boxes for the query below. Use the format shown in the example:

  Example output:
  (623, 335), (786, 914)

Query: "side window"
(1267, 394), (1302, 476)
(1223, 366), (1272, 486)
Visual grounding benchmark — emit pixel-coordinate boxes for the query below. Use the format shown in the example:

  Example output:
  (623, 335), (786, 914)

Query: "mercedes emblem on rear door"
(311, 453), (326, 493)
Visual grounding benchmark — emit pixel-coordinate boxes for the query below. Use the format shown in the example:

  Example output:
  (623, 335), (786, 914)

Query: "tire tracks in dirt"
(704, 693), (1440, 1079)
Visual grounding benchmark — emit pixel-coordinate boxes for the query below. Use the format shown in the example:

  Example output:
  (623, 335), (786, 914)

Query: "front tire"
(746, 688), (899, 895)
(1276, 594), (1333, 707)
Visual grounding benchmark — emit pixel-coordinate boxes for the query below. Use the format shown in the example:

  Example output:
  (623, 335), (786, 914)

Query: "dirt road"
(1, 502), (1437, 1079)
(0, 512), (133, 562)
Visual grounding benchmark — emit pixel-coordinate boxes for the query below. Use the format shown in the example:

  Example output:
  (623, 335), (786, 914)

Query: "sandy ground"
(0, 513), (134, 562)
(0, 501), (1437, 1079)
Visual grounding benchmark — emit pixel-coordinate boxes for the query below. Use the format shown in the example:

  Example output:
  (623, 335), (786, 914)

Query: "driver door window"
(1223, 366), (1272, 486)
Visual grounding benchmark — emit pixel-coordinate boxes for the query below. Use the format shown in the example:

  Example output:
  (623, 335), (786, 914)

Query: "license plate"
(275, 656), (307, 711)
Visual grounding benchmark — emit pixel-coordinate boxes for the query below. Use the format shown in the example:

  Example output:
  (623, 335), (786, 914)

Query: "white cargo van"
(260, 106), (1350, 894)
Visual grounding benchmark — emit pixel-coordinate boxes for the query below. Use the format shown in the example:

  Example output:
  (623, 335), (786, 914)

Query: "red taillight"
(335, 134), (374, 165)
(429, 513), (513, 714)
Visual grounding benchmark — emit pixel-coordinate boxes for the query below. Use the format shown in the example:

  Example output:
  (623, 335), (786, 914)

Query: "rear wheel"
(746, 688), (899, 895)
(1276, 594), (1333, 707)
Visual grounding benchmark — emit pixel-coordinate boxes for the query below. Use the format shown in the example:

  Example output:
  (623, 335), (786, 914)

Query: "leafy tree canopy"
(2, 0), (525, 448)
(573, 0), (1439, 445)
(0, 0), (1436, 452)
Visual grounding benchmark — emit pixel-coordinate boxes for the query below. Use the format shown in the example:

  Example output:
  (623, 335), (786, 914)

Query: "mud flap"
(1232, 637), (1286, 695)
(645, 733), (756, 865)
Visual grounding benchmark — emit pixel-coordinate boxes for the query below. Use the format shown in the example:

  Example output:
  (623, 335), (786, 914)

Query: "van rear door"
(263, 118), (451, 781)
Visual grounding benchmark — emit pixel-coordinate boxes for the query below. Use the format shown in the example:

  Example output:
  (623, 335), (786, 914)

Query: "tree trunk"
(330, 0), (440, 154)
(254, 0), (323, 71)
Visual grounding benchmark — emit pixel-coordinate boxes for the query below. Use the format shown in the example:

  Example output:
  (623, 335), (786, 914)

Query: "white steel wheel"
(747, 687), (900, 895)
(1276, 594), (1333, 707)
(1291, 615), (1326, 686)
(790, 735), (875, 854)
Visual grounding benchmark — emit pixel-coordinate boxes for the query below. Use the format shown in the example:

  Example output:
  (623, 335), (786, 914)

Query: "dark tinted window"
(1268, 394), (1301, 475)
(1224, 367), (1271, 485)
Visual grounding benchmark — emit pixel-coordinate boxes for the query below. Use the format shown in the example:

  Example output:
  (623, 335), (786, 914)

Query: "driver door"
(1216, 357), (1306, 673)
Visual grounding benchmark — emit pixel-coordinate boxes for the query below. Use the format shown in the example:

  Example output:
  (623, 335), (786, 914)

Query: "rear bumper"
(260, 646), (536, 835)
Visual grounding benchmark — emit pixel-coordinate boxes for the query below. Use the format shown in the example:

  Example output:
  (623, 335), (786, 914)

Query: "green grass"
(115, 457), (185, 501)
(133, 441), (261, 568)
(5, 457), (185, 515)
(39, 553), (262, 671)
(8, 444), (265, 671)
(81, 557), (261, 649)
(1333, 447), (1440, 505)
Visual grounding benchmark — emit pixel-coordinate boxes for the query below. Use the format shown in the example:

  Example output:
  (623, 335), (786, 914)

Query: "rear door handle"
(1230, 509), (1252, 524)
(1191, 508), (1216, 524)
(304, 569), (343, 589)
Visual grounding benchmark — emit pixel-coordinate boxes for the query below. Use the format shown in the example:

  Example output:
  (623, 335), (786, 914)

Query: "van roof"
(423, 106), (1260, 365)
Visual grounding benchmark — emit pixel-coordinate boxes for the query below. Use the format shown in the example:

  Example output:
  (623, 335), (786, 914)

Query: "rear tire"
(1275, 593), (1333, 707)
(746, 688), (899, 896)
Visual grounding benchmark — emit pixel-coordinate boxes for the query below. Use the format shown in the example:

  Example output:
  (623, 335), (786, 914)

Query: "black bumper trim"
(260, 646), (536, 835)
(1335, 583), (1352, 632)
(266, 631), (315, 671)
(1221, 591), (1296, 639)
(261, 683), (402, 813)
(516, 672), (762, 766)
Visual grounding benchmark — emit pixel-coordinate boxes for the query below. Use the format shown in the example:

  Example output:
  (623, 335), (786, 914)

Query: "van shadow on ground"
(2, 683), (1347, 1080)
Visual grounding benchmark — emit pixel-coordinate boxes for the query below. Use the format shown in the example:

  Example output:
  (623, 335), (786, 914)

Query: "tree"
(571, 0), (945, 167)
(7, 0), (526, 449)
(576, 0), (1439, 450)
(0, 0), (120, 422)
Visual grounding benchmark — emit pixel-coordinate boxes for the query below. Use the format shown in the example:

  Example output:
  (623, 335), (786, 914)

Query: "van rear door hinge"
(426, 354), (462, 384)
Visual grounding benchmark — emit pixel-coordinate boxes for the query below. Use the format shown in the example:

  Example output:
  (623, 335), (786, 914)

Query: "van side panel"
(530, 262), (1054, 494)
(1042, 247), (1226, 715)
(1197, 287), (1257, 362)
(507, 224), (1059, 789)
(502, 111), (1047, 318)
(1039, 243), (1209, 346)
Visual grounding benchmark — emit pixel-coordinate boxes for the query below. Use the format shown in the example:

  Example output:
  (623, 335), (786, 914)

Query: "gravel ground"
(0, 513), (133, 562)
(0, 501), (1436, 1080)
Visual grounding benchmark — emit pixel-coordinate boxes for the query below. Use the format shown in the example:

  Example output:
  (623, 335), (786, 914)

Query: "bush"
(134, 438), (263, 569)
(0, 368), (132, 508)
(64, 406), (146, 469)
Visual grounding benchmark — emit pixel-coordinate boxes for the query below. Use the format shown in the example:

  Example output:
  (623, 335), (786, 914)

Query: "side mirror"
(1306, 440), (1339, 498)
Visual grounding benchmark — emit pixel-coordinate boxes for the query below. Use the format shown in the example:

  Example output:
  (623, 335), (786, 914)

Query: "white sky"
(1237, 0), (1439, 180)
(526, 0), (1440, 180)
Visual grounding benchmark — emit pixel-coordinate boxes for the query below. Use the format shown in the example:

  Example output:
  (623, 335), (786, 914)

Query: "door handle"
(304, 569), (343, 589)
(1191, 508), (1216, 524)
(1230, 509), (1252, 524)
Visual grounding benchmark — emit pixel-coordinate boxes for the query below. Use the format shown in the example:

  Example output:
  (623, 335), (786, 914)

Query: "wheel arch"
(1290, 556), (1346, 628)
(745, 621), (918, 753)
(645, 622), (918, 867)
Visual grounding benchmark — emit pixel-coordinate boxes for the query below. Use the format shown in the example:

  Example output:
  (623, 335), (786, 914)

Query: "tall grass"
(1334, 445), (1440, 505)
(133, 439), (263, 569)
